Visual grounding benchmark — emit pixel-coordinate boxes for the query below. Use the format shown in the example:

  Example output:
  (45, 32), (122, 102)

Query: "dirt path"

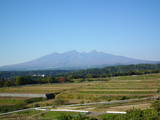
(65, 96), (158, 107)
(0, 96), (158, 116)
(0, 93), (46, 98)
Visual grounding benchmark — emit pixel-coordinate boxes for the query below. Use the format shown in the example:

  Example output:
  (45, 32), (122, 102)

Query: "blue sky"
(0, 0), (160, 66)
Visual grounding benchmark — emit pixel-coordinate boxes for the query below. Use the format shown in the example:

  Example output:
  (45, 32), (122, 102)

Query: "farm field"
(0, 74), (160, 92)
(0, 73), (160, 119)
(0, 98), (156, 120)
(56, 73), (160, 103)
(0, 73), (160, 102)
(0, 82), (95, 94)
(0, 97), (27, 105)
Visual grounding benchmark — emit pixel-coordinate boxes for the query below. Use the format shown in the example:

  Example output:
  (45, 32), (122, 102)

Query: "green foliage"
(125, 109), (159, 120)
(0, 98), (25, 105)
(33, 103), (40, 107)
(15, 76), (24, 85)
(120, 96), (129, 100)
(70, 64), (160, 79)
(0, 97), (45, 113)
(58, 113), (97, 120)
(0, 104), (26, 113)
(101, 114), (125, 120)
(4, 80), (14, 87)
(15, 76), (33, 85)
(1, 64), (160, 87)
(152, 100), (160, 112)
(54, 98), (69, 106)
(57, 109), (159, 120)
(101, 109), (159, 120)
(46, 76), (55, 83)
(24, 97), (45, 104)
(157, 88), (160, 93)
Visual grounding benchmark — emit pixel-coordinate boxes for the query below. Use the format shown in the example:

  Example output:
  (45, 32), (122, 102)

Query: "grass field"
(0, 73), (160, 103)
(0, 97), (27, 105)
(0, 73), (160, 119)
(56, 74), (160, 103)
(0, 82), (94, 94)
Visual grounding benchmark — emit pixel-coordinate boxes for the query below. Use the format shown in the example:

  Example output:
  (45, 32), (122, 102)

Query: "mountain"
(0, 50), (158, 71)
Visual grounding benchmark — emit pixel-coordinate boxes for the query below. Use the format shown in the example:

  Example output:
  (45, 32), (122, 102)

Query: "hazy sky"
(0, 0), (160, 66)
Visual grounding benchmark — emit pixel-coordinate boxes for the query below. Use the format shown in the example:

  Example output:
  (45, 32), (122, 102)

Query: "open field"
(0, 99), (156, 120)
(56, 74), (160, 103)
(0, 97), (27, 106)
(0, 73), (160, 119)
(0, 82), (95, 94)
(0, 73), (160, 102)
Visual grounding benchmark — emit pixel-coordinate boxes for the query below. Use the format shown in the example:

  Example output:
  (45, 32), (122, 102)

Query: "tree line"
(67, 64), (160, 78)
(0, 64), (160, 87)
(0, 76), (70, 87)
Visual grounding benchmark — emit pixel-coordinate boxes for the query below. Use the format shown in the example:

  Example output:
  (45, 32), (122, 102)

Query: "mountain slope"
(0, 50), (158, 71)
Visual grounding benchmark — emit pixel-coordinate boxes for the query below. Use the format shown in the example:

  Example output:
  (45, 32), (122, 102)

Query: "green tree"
(4, 81), (13, 87)
(15, 76), (25, 85)
(46, 76), (54, 83)
(86, 74), (93, 78)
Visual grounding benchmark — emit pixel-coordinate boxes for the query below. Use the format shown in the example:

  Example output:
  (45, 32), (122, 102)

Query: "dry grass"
(106, 103), (151, 111)
(0, 73), (160, 103)
(0, 82), (96, 93)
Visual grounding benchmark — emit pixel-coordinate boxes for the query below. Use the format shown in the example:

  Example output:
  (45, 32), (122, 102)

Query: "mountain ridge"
(0, 50), (158, 71)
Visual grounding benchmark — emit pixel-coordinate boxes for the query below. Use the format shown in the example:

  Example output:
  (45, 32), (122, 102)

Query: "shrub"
(0, 104), (26, 113)
(58, 114), (98, 120)
(120, 96), (128, 100)
(151, 100), (160, 112)
(33, 103), (40, 107)
(157, 88), (160, 93)
(24, 97), (45, 104)
(54, 98), (69, 106)
(101, 109), (159, 120)
(125, 109), (159, 120)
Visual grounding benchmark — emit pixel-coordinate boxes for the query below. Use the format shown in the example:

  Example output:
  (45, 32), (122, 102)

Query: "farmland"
(0, 73), (160, 119)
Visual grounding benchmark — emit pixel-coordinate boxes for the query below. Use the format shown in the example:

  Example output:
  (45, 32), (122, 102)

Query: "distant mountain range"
(0, 50), (158, 71)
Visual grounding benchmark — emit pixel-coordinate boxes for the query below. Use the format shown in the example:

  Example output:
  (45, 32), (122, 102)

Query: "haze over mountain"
(0, 50), (158, 71)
